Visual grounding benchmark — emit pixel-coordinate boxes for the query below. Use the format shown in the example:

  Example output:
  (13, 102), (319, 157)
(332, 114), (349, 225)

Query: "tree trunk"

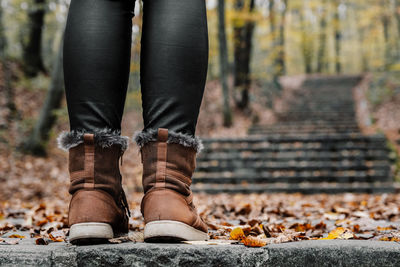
(21, 31), (65, 156)
(317, 1), (327, 73)
(233, 0), (255, 110)
(395, 1), (400, 35)
(0, 4), (6, 58)
(0, 5), (18, 128)
(218, 0), (233, 127)
(394, 0), (400, 52)
(333, 0), (342, 74)
(269, 0), (276, 39)
(275, 0), (287, 76)
(299, 7), (313, 74)
(381, 11), (391, 69)
(268, 0), (284, 91)
(358, 26), (369, 72)
(23, 0), (47, 77)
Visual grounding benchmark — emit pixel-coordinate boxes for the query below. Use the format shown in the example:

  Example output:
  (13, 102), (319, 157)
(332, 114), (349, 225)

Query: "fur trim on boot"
(57, 128), (129, 152)
(133, 128), (204, 153)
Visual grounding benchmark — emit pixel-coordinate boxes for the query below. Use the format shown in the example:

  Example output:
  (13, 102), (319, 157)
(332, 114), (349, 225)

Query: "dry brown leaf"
(35, 238), (48, 245)
(36, 219), (48, 227)
(236, 204), (252, 215)
(49, 230), (65, 242)
(353, 224), (360, 233)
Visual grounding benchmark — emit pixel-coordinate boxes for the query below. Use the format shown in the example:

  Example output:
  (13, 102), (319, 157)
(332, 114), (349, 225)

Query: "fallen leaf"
(339, 231), (354, 240)
(230, 227), (245, 240)
(262, 224), (272, 238)
(236, 204), (252, 215)
(0, 239), (19, 245)
(108, 232), (144, 243)
(333, 206), (350, 214)
(128, 232), (144, 242)
(241, 236), (267, 247)
(35, 238), (48, 245)
(108, 238), (122, 244)
(323, 212), (340, 220)
(49, 230), (65, 242)
(314, 221), (327, 230)
(353, 224), (360, 233)
(380, 236), (400, 242)
(8, 234), (25, 238)
(321, 227), (354, 240)
(36, 219), (48, 227)
(377, 226), (396, 231)
(355, 233), (374, 239)
(353, 211), (369, 218)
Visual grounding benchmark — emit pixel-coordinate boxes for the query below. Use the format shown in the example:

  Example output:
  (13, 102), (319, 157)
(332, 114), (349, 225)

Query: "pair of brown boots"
(58, 128), (208, 244)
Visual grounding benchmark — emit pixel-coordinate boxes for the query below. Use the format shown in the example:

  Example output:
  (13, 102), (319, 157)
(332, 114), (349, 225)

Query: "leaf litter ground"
(1, 193), (400, 247)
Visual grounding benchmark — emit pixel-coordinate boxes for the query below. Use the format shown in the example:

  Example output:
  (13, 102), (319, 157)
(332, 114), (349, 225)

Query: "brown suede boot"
(135, 128), (208, 242)
(58, 130), (130, 244)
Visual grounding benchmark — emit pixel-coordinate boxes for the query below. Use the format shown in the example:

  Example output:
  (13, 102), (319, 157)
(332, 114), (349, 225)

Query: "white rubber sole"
(144, 220), (208, 242)
(69, 223), (113, 243)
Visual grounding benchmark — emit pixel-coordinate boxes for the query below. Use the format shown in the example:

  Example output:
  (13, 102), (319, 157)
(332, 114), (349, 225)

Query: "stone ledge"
(1, 239), (400, 266)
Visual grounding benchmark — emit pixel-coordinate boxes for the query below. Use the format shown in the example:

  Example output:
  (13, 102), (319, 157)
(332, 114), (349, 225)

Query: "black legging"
(63, 0), (209, 136)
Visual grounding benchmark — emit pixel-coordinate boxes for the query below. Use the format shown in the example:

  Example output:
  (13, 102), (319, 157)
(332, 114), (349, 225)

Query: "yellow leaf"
(320, 227), (354, 240)
(8, 234), (25, 238)
(377, 226), (395, 231)
(230, 227), (245, 240)
(322, 227), (345, 239)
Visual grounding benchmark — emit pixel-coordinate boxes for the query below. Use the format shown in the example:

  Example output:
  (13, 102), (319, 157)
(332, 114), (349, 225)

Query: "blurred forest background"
(0, 0), (400, 201)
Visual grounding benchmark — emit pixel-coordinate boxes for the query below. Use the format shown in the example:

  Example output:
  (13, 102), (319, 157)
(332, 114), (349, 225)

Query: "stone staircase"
(192, 76), (394, 193)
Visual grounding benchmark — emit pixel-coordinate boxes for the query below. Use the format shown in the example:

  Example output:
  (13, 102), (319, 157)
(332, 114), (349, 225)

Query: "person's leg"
(133, 0), (209, 242)
(63, 0), (135, 133)
(58, 0), (135, 244)
(139, 0), (209, 137)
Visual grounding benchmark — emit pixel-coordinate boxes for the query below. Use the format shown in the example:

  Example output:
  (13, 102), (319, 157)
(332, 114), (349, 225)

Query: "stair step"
(249, 128), (360, 132)
(277, 118), (358, 122)
(191, 182), (395, 194)
(197, 160), (391, 168)
(202, 147), (389, 154)
(197, 152), (390, 161)
(192, 174), (391, 184)
(195, 163), (390, 172)
(192, 76), (393, 193)
(249, 126), (360, 130)
(249, 130), (361, 135)
(250, 125), (359, 129)
(201, 134), (386, 143)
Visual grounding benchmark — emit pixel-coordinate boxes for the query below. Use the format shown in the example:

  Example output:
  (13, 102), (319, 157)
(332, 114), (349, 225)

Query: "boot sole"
(69, 223), (113, 244)
(144, 220), (208, 242)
